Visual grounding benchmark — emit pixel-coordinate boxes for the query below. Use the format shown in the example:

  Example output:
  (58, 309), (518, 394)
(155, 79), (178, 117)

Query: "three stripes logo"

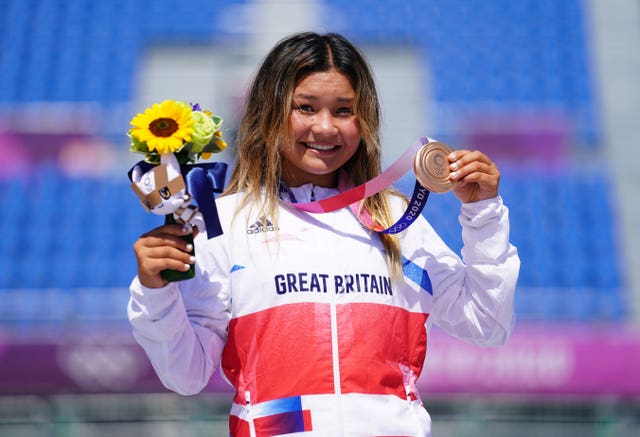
(247, 217), (278, 234)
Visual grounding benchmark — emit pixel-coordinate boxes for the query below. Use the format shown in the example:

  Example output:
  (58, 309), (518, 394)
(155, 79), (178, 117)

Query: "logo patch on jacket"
(247, 217), (279, 234)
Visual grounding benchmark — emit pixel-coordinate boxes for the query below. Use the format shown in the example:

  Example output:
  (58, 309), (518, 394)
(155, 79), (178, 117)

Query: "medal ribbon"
(287, 136), (436, 234)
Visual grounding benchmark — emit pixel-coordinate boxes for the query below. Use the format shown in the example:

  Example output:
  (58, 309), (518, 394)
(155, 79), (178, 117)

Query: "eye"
(336, 106), (354, 116)
(159, 186), (172, 199)
(295, 104), (314, 113)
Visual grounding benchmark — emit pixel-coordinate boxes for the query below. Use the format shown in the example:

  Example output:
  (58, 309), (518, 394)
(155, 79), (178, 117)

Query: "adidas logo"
(247, 217), (279, 234)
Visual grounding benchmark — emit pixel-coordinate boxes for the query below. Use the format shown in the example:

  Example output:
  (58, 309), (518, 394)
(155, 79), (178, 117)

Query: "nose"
(310, 110), (338, 135)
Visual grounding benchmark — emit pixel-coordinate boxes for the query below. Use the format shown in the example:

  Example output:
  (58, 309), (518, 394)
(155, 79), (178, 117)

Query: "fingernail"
(450, 162), (458, 170)
(182, 225), (191, 233)
(186, 243), (194, 252)
(450, 171), (458, 179)
(183, 263), (191, 271)
(189, 255), (196, 264)
(449, 152), (457, 160)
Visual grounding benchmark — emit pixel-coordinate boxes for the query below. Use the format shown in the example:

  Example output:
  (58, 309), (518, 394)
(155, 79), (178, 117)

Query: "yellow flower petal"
(128, 100), (194, 154)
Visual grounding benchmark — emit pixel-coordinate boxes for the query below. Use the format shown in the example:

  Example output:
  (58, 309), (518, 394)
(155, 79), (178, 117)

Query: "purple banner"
(0, 335), (167, 394)
(0, 323), (639, 396)
(417, 323), (640, 396)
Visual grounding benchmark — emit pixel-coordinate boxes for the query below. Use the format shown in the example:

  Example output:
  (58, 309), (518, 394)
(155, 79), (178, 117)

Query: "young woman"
(129, 32), (519, 436)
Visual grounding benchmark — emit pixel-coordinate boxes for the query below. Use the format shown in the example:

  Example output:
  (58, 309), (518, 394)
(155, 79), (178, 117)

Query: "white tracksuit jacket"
(128, 183), (519, 437)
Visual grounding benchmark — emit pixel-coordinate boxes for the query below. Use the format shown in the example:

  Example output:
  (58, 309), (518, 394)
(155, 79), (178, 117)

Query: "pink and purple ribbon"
(288, 137), (436, 234)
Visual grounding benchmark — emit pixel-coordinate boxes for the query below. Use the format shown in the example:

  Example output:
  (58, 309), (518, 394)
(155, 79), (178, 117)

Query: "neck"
(281, 171), (338, 188)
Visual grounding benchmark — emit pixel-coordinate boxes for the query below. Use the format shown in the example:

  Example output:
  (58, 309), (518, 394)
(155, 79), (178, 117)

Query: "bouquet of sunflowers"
(127, 99), (228, 282)
(128, 100), (227, 164)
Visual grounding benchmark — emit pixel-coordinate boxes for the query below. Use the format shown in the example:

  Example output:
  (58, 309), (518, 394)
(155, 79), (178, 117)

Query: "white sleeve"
(421, 196), (520, 346)
(127, 236), (231, 395)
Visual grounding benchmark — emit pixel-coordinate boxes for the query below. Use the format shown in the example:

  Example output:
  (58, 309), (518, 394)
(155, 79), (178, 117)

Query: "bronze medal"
(414, 141), (455, 193)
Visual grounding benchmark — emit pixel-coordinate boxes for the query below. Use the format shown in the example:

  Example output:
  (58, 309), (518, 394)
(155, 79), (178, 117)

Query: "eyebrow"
(294, 93), (354, 103)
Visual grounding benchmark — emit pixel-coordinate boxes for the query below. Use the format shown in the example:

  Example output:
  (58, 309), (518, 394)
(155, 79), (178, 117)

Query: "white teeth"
(305, 143), (336, 151)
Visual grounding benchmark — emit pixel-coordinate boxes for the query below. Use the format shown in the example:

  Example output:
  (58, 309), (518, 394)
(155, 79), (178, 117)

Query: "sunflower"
(130, 100), (194, 155)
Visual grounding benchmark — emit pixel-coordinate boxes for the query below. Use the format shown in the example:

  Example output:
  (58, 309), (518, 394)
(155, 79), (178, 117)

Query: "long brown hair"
(224, 32), (404, 276)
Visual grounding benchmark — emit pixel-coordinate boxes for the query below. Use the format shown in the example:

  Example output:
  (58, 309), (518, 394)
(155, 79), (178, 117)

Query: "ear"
(131, 164), (144, 184)
(160, 152), (181, 180)
(130, 163), (157, 196)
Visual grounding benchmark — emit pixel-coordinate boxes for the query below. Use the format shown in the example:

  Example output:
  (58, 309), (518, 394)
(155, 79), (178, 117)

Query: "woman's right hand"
(133, 224), (196, 288)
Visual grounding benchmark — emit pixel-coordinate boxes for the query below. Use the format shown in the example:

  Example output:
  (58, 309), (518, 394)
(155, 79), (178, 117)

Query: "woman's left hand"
(448, 150), (500, 203)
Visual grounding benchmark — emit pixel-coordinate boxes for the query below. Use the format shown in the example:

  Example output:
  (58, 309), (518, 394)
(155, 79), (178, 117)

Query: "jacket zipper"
(329, 264), (345, 435)
(246, 390), (257, 437)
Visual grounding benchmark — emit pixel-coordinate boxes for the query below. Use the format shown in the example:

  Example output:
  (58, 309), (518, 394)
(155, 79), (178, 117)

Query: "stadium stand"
(324, 0), (600, 146)
(0, 0), (627, 327)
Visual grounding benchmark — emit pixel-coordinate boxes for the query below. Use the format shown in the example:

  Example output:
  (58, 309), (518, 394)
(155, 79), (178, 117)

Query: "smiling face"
(280, 69), (362, 188)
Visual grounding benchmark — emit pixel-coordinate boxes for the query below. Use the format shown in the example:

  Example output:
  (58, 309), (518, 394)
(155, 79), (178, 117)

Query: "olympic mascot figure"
(127, 100), (228, 281)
